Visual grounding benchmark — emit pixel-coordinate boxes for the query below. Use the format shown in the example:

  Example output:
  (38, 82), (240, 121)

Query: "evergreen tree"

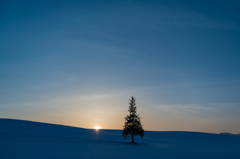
(122, 97), (144, 143)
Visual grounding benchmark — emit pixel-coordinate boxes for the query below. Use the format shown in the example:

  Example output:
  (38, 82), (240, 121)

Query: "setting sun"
(94, 126), (101, 130)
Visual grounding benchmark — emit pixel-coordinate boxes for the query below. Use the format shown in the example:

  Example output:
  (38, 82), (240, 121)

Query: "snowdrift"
(0, 118), (239, 159)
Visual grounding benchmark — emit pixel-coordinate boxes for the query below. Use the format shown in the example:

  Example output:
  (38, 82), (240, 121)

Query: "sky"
(0, 0), (240, 134)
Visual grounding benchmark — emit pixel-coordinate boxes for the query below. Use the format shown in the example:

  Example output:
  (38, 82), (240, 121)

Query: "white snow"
(0, 118), (239, 159)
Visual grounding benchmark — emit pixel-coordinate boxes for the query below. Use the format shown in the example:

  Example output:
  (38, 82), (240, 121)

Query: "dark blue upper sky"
(0, 0), (240, 133)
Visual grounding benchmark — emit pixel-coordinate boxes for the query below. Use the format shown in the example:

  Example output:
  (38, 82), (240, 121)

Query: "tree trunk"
(132, 134), (134, 143)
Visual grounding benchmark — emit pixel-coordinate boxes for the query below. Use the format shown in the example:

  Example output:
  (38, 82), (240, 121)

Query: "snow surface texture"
(0, 119), (240, 159)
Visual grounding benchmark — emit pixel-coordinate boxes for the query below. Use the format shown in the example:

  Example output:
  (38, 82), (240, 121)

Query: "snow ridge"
(0, 118), (240, 159)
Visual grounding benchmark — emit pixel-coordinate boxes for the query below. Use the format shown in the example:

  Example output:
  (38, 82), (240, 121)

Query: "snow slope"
(0, 118), (239, 159)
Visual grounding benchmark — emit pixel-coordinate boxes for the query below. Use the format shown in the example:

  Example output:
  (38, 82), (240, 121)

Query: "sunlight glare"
(94, 126), (101, 130)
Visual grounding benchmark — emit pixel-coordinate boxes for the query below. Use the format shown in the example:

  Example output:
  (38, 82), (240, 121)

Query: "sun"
(94, 126), (101, 130)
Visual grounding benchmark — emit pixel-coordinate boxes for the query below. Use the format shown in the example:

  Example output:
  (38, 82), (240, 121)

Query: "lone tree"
(122, 96), (144, 143)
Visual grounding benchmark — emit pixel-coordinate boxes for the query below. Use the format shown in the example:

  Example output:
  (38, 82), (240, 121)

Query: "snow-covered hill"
(0, 118), (239, 159)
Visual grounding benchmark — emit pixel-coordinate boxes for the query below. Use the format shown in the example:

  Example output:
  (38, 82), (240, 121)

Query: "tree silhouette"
(122, 96), (144, 143)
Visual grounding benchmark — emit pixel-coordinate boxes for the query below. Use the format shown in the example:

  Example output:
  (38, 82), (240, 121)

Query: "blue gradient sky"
(1, 0), (240, 133)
